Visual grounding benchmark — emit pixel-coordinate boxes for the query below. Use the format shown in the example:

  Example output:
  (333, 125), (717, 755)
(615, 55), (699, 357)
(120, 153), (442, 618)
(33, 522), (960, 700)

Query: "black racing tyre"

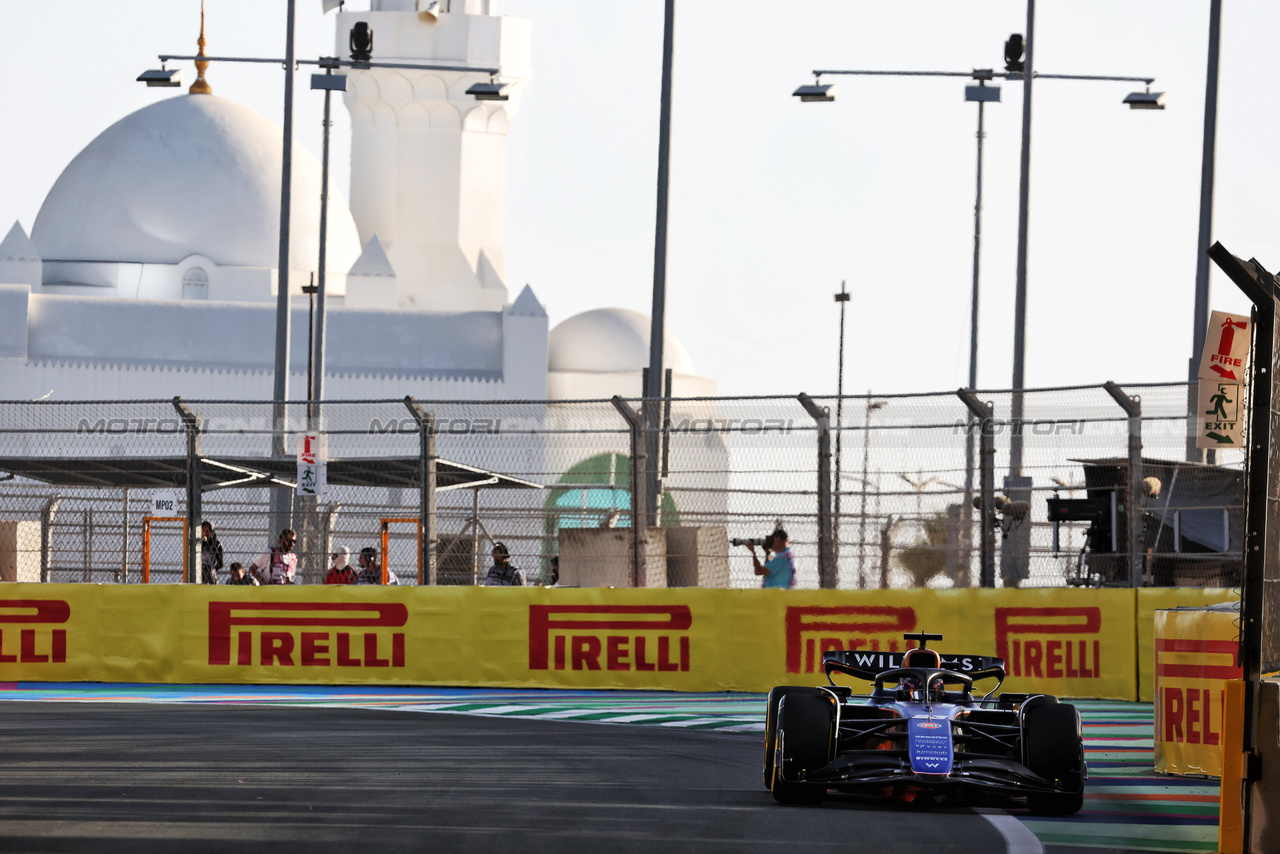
(763, 686), (825, 789)
(1024, 702), (1085, 816)
(770, 692), (833, 805)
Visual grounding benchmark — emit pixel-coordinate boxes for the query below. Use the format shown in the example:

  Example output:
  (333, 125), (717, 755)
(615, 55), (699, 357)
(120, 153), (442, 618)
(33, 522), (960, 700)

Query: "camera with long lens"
(731, 537), (768, 548)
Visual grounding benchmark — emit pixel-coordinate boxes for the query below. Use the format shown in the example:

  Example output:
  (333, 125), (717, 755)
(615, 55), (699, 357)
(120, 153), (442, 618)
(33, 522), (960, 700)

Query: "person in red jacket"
(324, 546), (357, 585)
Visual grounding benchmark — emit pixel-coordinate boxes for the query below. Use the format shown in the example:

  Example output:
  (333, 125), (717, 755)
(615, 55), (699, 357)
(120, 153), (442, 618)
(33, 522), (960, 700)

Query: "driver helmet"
(901, 647), (944, 701)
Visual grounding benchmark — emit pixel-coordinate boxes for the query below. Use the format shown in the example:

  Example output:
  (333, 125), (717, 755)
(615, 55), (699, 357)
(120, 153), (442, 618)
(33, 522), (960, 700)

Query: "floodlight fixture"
(349, 21), (374, 64)
(138, 67), (183, 87)
(793, 82), (836, 103)
(1004, 34), (1025, 73)
(1124, 88), (1167, 110)
(321, 0), (344, 12)
(417, 0), (442, 20)
(466, 79), (511, 101)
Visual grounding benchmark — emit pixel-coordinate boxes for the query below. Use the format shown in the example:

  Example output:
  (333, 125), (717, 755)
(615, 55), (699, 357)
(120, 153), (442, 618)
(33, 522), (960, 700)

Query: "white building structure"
(0, 1), (716, 409)
(0, 2), (737, 591)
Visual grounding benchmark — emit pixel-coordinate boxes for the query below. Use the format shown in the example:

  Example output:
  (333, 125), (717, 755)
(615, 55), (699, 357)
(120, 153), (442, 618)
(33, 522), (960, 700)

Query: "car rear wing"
(823, 649), (1007, 682)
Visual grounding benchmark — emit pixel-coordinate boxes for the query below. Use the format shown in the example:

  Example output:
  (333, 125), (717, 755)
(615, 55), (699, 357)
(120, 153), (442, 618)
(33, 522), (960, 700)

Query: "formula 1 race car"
(763, 632), (1085, 815)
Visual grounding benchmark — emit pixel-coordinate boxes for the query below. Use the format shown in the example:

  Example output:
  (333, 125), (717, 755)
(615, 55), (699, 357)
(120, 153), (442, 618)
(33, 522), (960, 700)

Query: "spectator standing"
(749, 529), (797, 589)
(248, 529), (298, 585)
(227, 562), (259, 586)
(200, 521), (224, 585)
(355, 547), (398, 585)
(324, 546), (357, 585)
(484, 542), (524, 587)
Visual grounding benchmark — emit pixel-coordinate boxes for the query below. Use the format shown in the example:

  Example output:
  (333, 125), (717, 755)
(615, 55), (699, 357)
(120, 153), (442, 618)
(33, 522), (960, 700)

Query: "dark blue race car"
(764, 632), (1086, 815)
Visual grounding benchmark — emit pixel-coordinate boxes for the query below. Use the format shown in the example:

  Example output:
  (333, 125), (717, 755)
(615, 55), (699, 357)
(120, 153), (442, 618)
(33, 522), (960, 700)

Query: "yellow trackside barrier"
(1152, 604), (1239, 778)
(1136, 588), (1238, 703)
(1217, 679), (1246, 854)
(0, 584), (1237, 700)
(1153, 603), (1243, 777)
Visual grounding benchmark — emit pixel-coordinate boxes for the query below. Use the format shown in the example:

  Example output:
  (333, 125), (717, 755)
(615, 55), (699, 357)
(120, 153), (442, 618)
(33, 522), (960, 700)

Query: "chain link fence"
(0, 382), (1242, 590)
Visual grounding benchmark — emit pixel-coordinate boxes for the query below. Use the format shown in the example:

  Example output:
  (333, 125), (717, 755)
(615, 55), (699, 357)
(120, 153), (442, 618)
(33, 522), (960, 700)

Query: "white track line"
(972, 808), (1044, 854)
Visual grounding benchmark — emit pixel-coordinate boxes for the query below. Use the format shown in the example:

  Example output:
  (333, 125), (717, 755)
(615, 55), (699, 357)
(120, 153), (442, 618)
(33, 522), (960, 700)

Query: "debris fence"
(0, 382), (1243, 589)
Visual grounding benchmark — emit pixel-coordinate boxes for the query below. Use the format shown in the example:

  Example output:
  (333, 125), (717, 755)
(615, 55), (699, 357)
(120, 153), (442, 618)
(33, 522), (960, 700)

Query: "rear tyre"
(763, 687), (825, 789)
(1024, 702), (1085, 816)
(771, 692), (833, 805)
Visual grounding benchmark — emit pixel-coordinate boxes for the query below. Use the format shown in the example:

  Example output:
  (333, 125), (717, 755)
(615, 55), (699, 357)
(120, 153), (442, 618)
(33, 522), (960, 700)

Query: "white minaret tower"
(338, 0), (530, 311)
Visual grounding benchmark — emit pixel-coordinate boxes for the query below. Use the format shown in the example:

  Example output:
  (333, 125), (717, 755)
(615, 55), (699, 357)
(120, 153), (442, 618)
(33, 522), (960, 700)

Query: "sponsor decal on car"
(528, 605), (691, 672)
(907, 716), (954, 775)
(0, 599), (69, 664)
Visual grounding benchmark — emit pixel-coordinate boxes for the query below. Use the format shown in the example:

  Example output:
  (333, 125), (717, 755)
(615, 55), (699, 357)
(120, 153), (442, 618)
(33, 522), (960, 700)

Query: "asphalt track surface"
(0, 702), (1039, 854)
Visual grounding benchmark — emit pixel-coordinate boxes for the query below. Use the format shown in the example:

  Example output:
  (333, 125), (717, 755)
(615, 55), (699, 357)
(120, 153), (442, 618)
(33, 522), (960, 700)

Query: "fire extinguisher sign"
(1197, 310), (1250, 382)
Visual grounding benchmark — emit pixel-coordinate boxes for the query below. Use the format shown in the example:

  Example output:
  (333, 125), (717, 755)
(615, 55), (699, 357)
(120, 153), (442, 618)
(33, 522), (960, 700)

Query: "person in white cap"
(323, 546), (357, 585)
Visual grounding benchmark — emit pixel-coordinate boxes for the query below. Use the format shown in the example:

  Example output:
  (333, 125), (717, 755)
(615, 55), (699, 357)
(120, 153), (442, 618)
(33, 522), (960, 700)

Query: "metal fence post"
(404, 397), (437, 585)
(172, 398), (202, 584)
(40, 496), (61, 583)
(121, 487), (129, 583)
(611, 396), (648, 587)
(1104, 381), (1144, 588)
(957, 390), (995, 587)
(798, 393), (836, 589)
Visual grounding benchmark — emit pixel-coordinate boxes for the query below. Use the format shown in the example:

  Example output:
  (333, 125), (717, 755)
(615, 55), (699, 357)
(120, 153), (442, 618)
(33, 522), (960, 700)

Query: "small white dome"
(32, 95), (360, 273)
(548, 308), (695, 375)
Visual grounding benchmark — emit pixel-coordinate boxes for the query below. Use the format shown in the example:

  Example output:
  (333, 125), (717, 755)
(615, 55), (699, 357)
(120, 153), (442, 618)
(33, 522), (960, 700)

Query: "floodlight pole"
(310, 62), (340, 429)
(1009, 0), (1035, 477)
(645, 0), (677, 528)
(962, 77), (991, 587)
(270, 0), (298, 539)
(273, 0), (297, 438)
(834, 281), (850, 575)
(1187, 0), (1223, 462)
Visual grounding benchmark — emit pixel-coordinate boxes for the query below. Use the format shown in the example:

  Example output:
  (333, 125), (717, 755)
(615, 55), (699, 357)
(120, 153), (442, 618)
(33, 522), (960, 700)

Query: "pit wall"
(0, 585), (1238, 700)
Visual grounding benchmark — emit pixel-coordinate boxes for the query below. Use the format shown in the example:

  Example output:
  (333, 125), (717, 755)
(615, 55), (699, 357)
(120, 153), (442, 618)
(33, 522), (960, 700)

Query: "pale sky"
(1, 1), (1275, 398)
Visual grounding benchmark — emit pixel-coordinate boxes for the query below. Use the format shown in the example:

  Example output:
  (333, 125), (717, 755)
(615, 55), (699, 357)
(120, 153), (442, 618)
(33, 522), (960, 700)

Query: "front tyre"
(770, 692), (833, 805)
(763, 686), (825, 789)
(1024, 702), (1085, 816)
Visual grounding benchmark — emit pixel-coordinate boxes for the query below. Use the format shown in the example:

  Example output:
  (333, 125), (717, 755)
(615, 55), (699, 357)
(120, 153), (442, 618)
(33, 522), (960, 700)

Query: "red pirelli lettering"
(996, 607), (1102, 679)
(528, 605), (692, 672)
(208, 602), (407, 667)
(0, 601), (71, 666)
(784, 606), (916, 674)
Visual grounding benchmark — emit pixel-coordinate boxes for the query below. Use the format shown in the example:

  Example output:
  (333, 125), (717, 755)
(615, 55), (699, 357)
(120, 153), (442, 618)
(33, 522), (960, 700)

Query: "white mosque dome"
(548, 308), (695, 375)
(31, 95), (360, 272)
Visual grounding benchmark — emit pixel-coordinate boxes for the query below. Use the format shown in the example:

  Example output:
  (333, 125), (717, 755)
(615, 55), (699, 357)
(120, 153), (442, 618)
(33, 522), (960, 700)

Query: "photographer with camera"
(742, 528), (796, 589)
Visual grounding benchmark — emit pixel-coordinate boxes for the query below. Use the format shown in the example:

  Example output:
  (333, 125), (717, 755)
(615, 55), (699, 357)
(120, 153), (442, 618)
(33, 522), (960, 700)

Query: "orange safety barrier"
(379, 517), (422, 585)
(140, 516), (187, 584)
